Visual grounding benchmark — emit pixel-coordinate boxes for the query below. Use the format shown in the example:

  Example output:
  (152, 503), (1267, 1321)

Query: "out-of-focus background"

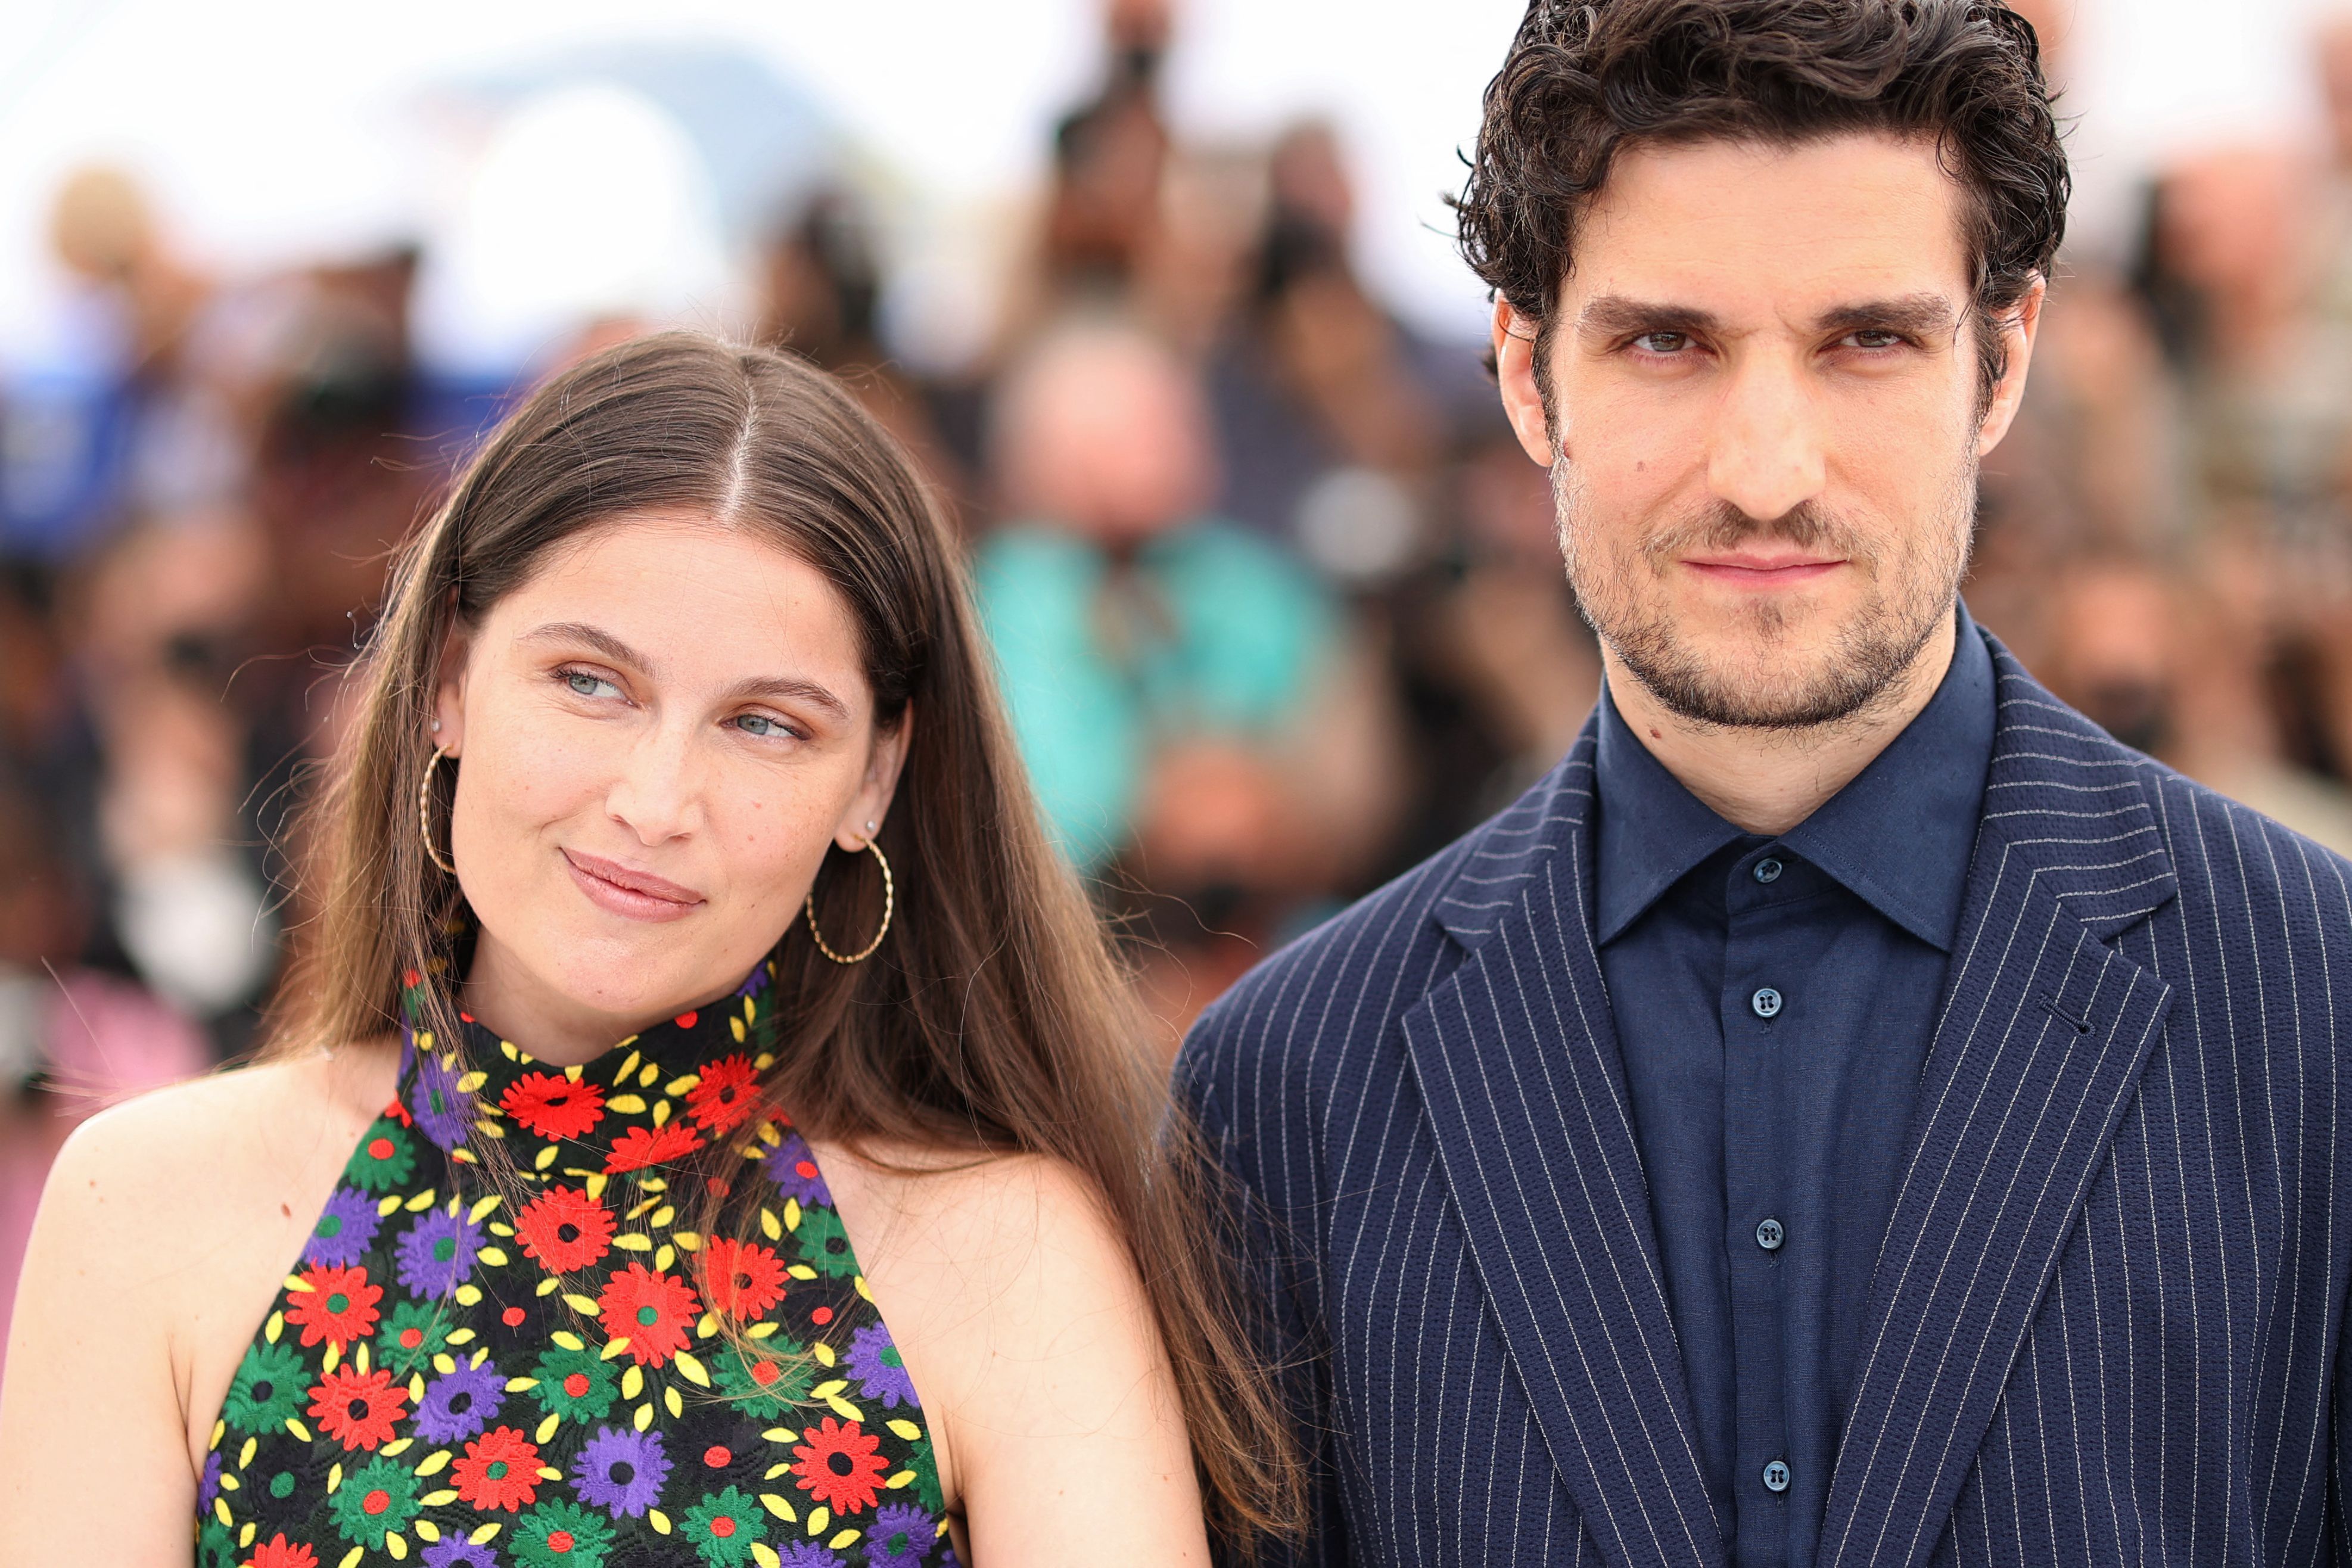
(5, 0), (2352, 1355)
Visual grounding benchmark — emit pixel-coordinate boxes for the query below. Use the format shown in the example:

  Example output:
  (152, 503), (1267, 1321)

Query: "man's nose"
(1705, 354), (1828, 525)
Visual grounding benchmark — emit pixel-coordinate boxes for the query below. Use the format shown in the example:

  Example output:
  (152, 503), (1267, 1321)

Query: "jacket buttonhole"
(2042, 995), (2093, 1036)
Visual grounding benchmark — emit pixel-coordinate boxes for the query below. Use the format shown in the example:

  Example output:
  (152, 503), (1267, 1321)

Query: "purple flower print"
(302, 1186), (382, 1268)
(394, 1205), (484, 1298)
(571, 1424), (670, 1518)
(419, 1538), (502, 1568)
(866, 1502), (937, 1567)
(771, 1546), (844, 1568)
(197, 1450), (223, 1513)
(845, 1322), (918, 1409)
(410, 1046), (475, 1152)
(763, 1131), (832, 1206)
(413, 1355), (506, 1444)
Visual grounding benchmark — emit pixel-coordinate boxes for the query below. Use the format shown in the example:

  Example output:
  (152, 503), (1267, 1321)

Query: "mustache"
(1641, 499), (1877, 565)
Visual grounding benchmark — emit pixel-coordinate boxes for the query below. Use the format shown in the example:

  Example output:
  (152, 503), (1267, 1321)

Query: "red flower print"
(791, 1416), (887, 1514)
(702, 1236), (787, 1320)
(685, 1054), (761, 1133)
(307, 1364), (408, 1451)
(603, 1121), (704, 1174)
(245, 1536), (319, 1568)
(499, 1072), (606, 1140)
(596, 1261), (701, 1365)
(286, 1264), (382, 1347)
(451, 1425), (543, 1511)
(514, 1186), (615, 1274)
(382, 1095), (413, 1128)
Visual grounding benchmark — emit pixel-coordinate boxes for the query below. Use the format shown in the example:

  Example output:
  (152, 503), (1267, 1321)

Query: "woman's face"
(433, 514), (906, 1059)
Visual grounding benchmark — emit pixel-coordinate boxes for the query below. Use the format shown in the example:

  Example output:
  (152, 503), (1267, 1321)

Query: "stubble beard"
(1552, 450), (1977, 732)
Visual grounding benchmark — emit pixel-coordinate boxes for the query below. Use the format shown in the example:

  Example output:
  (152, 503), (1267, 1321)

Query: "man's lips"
(1682, 553), (1846, 586)
(562, 849), (705, 911)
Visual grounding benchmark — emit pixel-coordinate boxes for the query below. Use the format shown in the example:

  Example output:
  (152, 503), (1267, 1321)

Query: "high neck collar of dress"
(394, 962), (779, 1172)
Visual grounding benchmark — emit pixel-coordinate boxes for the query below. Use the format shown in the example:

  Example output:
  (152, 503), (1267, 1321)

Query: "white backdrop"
(0, 0), (2340, 357)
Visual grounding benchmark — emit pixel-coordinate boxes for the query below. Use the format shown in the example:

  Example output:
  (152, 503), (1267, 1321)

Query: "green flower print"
(375, 1299), (451, 1376)
(711, 1343), (814, 1417)
(528, 1340), (620, 1421)
(221, 1341), (309, 1434)
(791, 1205), (858, 1278)
(343, 1118), (416, 1191)
(328, 1454), (422, 1548)
(512, 1498), (617, 1567)
(681, 1485), (767, 1567)
(195, 1515), (238, 1568)
(907, 1431), (945, 1516)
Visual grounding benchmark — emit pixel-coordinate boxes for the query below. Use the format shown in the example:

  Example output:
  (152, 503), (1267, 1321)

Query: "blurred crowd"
(11, 0), (2352, 1351)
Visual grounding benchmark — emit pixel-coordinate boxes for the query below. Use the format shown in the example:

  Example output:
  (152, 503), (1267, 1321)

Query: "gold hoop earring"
(805, 839), (893, 964)
(418, 745), (458, 875)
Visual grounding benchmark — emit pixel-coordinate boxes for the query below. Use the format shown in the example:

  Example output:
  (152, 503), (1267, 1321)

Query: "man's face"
(1494, 133), (2041, 729)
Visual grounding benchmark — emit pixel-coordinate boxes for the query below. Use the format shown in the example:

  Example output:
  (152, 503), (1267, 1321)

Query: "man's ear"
(1493, 299), (1555, 467)
(1974, 273), (2048, 458)
(430, 623), (474, 755)
(833, 700), (912, 851)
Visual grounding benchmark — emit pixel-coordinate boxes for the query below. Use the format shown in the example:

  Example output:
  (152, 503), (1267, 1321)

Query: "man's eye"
(1844, 329), (1905, 350)
(1633, 331), (1691, 355)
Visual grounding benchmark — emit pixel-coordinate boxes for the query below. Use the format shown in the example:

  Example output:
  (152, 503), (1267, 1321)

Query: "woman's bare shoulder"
(48, 1038), (398, 1227)
(821, 1142), (1155, 1392)
(815, 1144), (1204, 1561)
(0, 1041), (405, 1557)
(820, 1142), (1122, 1280)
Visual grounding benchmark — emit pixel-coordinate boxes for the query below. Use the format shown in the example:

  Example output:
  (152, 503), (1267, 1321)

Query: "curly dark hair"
(1456, 0), (2069, 403)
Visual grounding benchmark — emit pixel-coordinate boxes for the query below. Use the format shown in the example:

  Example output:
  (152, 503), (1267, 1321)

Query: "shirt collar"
(1594, 602), (1997, 951)
(1594, 687), (1746, 945)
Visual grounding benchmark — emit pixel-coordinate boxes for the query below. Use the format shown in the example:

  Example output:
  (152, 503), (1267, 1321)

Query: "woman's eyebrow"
(720, 674), (851, 724)
(520, 621), (653, 672)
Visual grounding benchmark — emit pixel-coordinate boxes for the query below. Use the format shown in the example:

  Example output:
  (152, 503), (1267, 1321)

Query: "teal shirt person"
(975, 519), (1337, 873)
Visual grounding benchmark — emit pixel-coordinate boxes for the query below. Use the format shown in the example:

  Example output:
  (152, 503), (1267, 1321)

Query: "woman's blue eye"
(736, 714), (786, 738)
(564, 671), (618, 698)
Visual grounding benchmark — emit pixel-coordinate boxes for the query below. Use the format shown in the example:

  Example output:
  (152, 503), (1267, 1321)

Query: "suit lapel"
(1818, 649), (2179, 1568)
(1403, 736), (1727, 1568)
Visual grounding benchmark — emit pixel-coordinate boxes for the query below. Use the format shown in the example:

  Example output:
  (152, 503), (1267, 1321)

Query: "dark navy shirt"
(1592, 608), (1996, 1568)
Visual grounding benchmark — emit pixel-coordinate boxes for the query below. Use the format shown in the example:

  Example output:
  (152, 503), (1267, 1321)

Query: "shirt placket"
(1721, 847), (1793, 1566)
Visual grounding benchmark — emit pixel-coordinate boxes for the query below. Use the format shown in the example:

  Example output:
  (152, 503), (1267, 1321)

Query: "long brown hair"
(270, 330), (1301, 1545)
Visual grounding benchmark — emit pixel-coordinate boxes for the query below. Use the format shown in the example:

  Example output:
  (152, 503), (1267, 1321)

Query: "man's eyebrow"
(1576, 295), (1725, 341)
(1815, 293), (1962, 339)
(1572, 293), (1965, 344)
(521, 621), (853, 724)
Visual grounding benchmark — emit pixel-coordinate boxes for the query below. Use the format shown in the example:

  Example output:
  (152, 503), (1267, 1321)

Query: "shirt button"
(1756, 1218), (1785, 1252)
(1763, 1460), (1791, 1494)
(1753, 857), (1784, 884)
(1750, 987), (1783, 1019)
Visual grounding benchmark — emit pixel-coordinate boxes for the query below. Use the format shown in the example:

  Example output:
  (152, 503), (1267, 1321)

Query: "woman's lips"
(562, 849), (705, 923)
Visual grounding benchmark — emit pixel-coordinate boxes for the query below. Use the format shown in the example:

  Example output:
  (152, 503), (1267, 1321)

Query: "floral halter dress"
(195, 963), (954, 1568)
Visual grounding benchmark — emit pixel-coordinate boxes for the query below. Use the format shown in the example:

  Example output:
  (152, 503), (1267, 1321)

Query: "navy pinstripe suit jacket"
(1177, 635), (2352, 1568)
